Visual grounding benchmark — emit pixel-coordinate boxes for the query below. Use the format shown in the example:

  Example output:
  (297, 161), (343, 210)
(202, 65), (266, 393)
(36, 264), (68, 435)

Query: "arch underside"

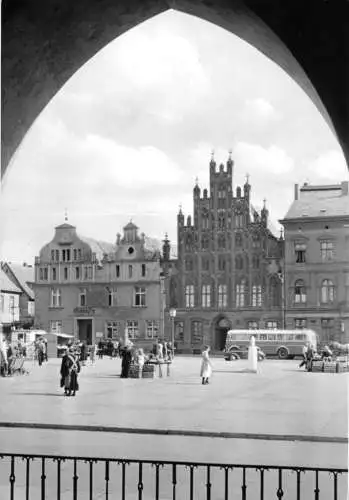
(2, 0), (348, 177)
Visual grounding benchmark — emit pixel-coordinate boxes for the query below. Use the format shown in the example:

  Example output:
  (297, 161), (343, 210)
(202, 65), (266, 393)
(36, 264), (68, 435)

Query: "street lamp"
(277, 270), (286, 329)
(169, 308), (176, 354)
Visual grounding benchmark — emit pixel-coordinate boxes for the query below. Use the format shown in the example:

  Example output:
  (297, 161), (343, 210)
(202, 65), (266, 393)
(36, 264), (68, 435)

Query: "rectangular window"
(79, 289), (86, 307)
(202, 284), (211, 308)
(295, 241), (307, 263)
(73, 249), (77, 261)
(252, 285), (262, 307)
(116, 265), (120, 278)
(66, 249), (71, 261)
(134, 287), (146, 307)
(295, 318), (307, 329)
(218, 284), (227, 308)
(236, 283), (245, 308)
(185, 285), (195, 308)
(141, 264), (146, 277)
(51, 250), (55, 261)
(107, 287), (116, 307)
(84, 266), (93, 280)
(9, 295), (14, 313)
(62, 250), (66, 262)
(146, 320), (159, 339)
(175, 322), (184, 342)
(64, 267), (68, 280)
(126, 320), (139, 339)
(75, 267), (80, 280)
(202, 217), (209, 230)
(52, 268), (57, 281)
(50, 320), (62, 334)
(266, 320), (278, 330)
(248, 321), (258, 330)
(321, 318), (335, 342)
(320, 240), (334, 261)
(0, 294), (4, 312)
(44, 268), (48, 280)
(50, 288), (62, 307)
(128, 265), (133, 278)
(28, 301), (35, 316)
(78, 249), (82, 260)
(55, 250), (59, 261)
(106, 321), (119, 339)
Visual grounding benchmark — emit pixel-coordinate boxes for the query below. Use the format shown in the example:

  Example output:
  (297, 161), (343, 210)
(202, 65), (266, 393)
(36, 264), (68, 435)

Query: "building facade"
(0, 268), (22, 339)
(33, 221), (164, 347)
(280, 181), (349, 344)
(1, 262), (35, 329)
(162, 153), (284, 352)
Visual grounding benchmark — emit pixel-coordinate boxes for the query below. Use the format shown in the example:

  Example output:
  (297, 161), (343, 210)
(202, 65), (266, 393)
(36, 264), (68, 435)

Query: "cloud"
(234, 142), (294, 175)
(306, 150), (347, 181)
(244, 98), (277, 120)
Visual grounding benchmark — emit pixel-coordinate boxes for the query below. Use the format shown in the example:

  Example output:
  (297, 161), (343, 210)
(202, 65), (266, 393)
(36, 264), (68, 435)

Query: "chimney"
(341, 181), (348, 195)
(294, 184), (299, 200)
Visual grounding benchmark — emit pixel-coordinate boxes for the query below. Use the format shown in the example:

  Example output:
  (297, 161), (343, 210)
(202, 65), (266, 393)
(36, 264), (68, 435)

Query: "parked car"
(224, 345), (266, 361)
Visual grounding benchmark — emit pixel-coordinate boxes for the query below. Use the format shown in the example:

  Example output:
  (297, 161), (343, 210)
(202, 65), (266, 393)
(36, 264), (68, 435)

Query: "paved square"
(0, 356), (347, 498)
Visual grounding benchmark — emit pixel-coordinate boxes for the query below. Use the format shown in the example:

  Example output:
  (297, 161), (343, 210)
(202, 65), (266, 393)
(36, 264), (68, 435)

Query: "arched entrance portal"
(213, 316), (232, 351)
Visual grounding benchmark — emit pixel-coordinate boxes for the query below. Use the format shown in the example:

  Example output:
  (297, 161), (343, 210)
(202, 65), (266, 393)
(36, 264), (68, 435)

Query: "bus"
(224, 329), (318, 359)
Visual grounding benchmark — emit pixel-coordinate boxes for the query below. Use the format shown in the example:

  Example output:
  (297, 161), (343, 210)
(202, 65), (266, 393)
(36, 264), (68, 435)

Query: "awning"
(43, 332), (74, 339)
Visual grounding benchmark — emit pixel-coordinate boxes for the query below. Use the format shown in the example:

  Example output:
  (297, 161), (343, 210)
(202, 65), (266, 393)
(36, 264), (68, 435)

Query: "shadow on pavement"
(11, 392), (65, 397)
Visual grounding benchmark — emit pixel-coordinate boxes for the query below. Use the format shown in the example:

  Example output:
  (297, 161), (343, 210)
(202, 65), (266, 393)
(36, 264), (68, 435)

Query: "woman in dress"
(60, 347), (81, 396)
(200, 345), (212, 385)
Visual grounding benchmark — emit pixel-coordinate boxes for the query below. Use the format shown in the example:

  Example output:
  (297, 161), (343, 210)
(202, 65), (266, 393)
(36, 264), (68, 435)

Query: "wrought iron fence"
(0, 452), (347, 499)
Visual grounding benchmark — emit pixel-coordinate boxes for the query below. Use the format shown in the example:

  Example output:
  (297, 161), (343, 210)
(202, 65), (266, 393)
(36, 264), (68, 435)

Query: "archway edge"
(2, 0), (348, 177)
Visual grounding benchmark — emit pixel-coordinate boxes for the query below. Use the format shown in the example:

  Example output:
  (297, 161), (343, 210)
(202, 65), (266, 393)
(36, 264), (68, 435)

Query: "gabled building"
(0, 268), (22, 339)
(162, 153), (284, 352)
(32, 219), (164, 346)
(1, 262), (35, 328)
(280, 181), (349, 343)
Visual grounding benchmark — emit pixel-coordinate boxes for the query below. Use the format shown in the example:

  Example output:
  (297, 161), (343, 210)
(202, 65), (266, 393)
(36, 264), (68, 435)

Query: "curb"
(0, 422), (346, 444)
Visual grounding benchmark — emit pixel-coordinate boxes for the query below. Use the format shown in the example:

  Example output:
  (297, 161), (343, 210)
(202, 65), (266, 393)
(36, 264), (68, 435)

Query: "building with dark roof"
(1, 262), (35, 329)
(161, 153), (284, 352)
(32, 219), (164, 346)
(279, 181), (349, 343)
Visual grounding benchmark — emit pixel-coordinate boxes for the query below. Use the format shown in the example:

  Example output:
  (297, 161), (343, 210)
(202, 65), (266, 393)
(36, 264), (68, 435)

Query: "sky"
(1, 9), (348, 264)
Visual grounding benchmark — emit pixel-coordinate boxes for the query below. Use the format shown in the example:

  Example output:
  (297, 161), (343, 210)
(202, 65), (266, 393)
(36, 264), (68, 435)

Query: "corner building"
(33, 221), (163, 346)
(280, 181), (349, 343)
(162, 154), (284, 352)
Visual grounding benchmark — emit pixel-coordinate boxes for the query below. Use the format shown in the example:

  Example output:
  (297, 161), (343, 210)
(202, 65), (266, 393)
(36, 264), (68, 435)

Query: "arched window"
(218, 235), (226, 250)
(218, 214), (225, 230)
(201, 236), (209, 250)
(185, 258), (193, 271)
(321, 279), (335, 303)
(235, 255), (243, 270)
(252, 284), (262, 307)
(252, 255), (260, 269)
(202, 284), (211, 308)
(218, 284), (227, 308)
(269, 277), (279, 307)
(294, 279), (306, 303)
(235, 233), (242, 247)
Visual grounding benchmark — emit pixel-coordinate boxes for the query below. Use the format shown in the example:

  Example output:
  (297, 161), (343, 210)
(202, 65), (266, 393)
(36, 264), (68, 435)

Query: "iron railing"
(0, 452), (347, 499)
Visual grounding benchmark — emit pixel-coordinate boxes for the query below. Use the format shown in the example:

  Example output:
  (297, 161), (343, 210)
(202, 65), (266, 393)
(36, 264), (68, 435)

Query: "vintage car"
(224, 345), (266, 361)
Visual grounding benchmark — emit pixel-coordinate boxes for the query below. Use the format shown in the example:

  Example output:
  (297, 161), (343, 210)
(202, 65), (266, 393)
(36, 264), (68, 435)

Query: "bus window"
(267, 334), (276, 341)
(260, 334), (267, 340)
(295, 334), (305, 341)
(286, 334), (295, 341)
(276, 334), (282, 341)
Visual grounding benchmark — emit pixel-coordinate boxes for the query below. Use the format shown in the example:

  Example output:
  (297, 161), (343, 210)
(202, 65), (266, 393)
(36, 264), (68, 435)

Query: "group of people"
(299, 342), (333, 370)
(0, 338), (28, 376)
(120, 339), (175, 378)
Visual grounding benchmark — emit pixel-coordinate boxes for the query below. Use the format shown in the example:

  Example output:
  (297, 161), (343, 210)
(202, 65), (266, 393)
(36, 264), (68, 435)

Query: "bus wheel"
(277, 347), (289, 360)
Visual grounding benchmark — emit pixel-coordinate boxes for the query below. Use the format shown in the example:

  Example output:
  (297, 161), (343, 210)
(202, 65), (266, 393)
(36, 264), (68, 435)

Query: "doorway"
(77, 319), (93, 345)
(214, 317), (232, 351)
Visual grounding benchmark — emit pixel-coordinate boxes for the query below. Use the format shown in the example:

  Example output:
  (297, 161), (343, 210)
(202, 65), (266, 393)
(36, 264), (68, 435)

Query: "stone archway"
(2, 0), (349, 176)
(213, 315), (232, 351)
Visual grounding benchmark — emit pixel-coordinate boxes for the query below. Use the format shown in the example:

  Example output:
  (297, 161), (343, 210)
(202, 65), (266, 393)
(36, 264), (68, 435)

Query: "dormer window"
(295, 240), (306, 263)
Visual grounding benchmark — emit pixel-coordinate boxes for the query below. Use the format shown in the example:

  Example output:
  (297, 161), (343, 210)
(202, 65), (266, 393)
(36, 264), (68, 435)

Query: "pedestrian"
(37, 339), (45, 367)
(60, 347), (81, 397)
(43, 338), (48, 362)
(0, 338), (9, 377)
(98, 340), (104, 360)
(90, 343), (97, 365)
(247, 336), (258, 373)
(305, 343), (315, 371)
(121, 344), (133, 378)
(80, 342), (86, 366)
(200, 345), (212, 385)
(137, 348), (146, 378)
(299, 342), (308, 369)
